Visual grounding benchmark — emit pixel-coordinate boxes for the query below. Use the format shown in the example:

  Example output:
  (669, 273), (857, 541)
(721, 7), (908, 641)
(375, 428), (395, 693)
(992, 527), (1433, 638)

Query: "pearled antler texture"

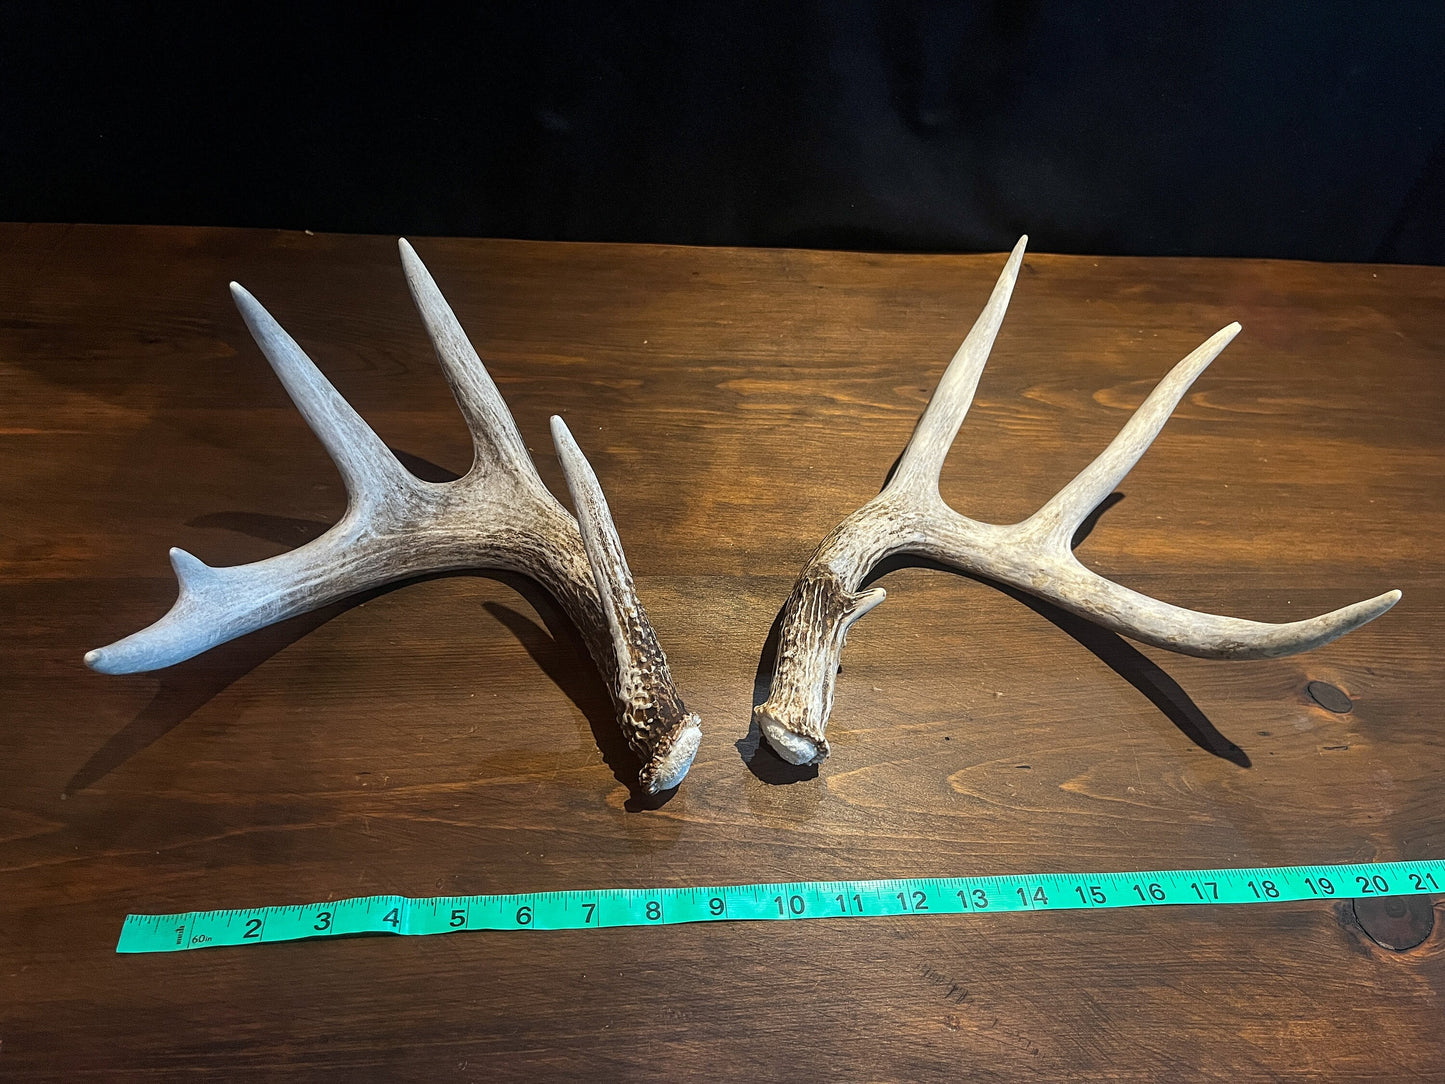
(86, 240), (701, 794)
(755, 237), (1400, 766)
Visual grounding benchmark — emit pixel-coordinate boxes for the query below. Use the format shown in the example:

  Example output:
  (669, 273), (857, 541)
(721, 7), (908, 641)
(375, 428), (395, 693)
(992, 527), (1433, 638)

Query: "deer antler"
(755, 236), (1401, 766)
(86, 240), (702, 794)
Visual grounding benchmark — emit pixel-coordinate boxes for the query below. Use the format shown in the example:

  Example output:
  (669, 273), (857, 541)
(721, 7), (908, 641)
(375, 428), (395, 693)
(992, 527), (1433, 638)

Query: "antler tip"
(168, 545), (204, 569)
(82, 642), (136, 675)
(166, 547), (219, 597)
(1198, 321), (1243, 359)
(397, 238), (434, 299)
(228, 282), (273, 332)
(549, 415), (585, 470)
(1280, 588), (1402, 656)
(1335, 588), (1402, 628)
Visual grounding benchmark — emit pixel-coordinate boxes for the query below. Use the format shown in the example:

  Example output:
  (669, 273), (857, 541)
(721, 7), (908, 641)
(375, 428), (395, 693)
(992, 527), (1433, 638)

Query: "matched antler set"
(87, 237), (1400, 792)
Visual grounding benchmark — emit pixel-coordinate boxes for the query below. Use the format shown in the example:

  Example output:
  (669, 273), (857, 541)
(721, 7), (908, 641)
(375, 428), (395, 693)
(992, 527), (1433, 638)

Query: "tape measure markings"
(116, 859), (1443, 954)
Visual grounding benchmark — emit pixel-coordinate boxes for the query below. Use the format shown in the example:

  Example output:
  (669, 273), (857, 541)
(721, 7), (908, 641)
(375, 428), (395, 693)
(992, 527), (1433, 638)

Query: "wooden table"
(2, 224), (1441, 1079)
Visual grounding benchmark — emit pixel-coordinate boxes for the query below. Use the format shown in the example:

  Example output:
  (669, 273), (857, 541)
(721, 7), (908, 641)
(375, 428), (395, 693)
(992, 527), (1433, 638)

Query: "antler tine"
(756, 243), (1400, 766)
(1018, 322), (1241, 551)
(398, 239), (541, 484)
(86, 246), (702, 794)
(888, 235), (1028, 499)
(231, 282), (414, 507)
(551, 416), (702, 792)
(950, 545), (1404, 660)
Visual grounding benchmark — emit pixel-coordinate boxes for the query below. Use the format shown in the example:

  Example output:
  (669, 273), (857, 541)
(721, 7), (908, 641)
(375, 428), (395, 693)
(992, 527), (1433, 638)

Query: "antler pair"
(88, 237), (1399, 790)
(84, 241), (701, 794)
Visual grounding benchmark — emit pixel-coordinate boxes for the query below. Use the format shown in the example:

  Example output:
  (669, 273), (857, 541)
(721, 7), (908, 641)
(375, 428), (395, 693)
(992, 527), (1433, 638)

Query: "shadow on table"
(71, 586), (365, 796)
(742, 492), (1249, 783)
(481, 599), (675, 811)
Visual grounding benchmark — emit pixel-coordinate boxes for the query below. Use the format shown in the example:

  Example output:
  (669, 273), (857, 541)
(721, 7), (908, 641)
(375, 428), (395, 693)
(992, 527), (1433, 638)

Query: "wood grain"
(1, 223), (1441, 1079)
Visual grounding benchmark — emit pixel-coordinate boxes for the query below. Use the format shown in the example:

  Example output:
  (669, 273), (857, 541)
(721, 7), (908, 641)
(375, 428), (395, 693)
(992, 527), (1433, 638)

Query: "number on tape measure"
(116, 859), (1444, 954)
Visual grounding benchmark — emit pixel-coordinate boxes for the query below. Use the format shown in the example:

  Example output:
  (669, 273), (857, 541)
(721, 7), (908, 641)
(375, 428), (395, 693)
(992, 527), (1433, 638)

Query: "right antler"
(756, 236), (1400, 766)
(86, 240), (702, 795)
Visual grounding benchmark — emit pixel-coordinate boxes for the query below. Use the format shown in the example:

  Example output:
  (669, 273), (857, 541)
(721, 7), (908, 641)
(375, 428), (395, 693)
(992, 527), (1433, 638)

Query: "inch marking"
(116, 859), (1443, 954)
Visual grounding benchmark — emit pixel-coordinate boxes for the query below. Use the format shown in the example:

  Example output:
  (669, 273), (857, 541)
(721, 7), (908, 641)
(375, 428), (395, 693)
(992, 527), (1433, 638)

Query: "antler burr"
(86, 240), (701, 794)
(755, 237), (1400, 766)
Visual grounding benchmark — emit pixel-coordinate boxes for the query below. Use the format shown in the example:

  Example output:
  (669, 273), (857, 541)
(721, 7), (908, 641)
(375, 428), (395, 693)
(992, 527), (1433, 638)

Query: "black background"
(3, 2), (1442, 262)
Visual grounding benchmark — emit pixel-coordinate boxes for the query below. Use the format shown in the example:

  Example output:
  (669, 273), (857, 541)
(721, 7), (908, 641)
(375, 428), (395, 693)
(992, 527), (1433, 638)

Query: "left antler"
(86, 240), (701, 794)
(755, 236), (1400, 766)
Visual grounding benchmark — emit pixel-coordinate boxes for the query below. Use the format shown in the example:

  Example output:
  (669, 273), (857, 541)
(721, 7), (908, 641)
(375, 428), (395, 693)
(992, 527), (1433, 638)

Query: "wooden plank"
(0, 223), (1440, 1079)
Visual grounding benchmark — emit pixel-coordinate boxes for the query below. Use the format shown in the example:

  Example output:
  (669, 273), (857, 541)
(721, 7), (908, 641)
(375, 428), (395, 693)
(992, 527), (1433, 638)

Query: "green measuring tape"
(117, 859), (1442, 954)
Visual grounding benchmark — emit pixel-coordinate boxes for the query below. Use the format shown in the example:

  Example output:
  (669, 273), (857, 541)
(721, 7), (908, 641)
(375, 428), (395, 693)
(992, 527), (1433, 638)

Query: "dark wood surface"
(2, 224), (1441, 1079)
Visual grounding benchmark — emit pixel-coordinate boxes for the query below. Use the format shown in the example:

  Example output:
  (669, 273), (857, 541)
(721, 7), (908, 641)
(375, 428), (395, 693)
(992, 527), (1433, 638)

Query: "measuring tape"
(117, 859), (1442, 954)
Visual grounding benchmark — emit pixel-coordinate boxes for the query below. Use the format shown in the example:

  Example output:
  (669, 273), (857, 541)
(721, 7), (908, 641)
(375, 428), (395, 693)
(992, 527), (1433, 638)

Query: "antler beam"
(755, 237), (1401, 766)
(86, 241), (702, 794)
